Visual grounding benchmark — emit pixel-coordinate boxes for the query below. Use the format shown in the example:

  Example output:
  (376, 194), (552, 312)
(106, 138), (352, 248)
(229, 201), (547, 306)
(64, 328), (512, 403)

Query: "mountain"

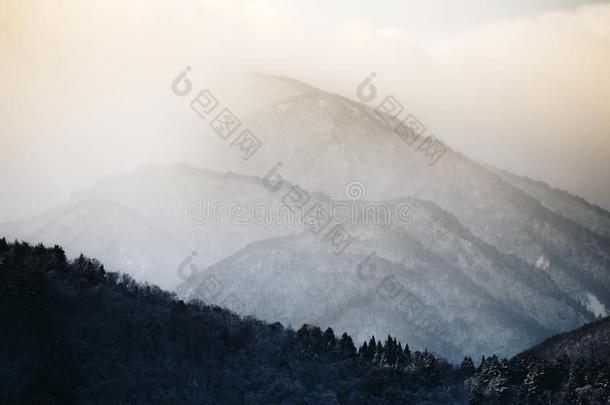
(515, 316), (610, 364)
(1, 74), (608, 362)
(1, 163), (593, 361)
(0, 164), (303, 289)
(211, 74), (610, 313)
(464, 316), (610, 405)
(177, 190), (590, 362)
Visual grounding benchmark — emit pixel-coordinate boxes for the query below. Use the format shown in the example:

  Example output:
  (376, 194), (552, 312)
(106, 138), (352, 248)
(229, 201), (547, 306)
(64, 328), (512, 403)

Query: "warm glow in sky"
(1, 0), (609, 220)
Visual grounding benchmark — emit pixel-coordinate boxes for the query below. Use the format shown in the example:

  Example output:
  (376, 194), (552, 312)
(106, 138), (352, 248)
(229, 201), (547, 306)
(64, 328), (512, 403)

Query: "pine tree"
(395, 342), (406, 370)
(403, 343), (412, 368)
(524, 366), (542, 400)
(467, 377), (484, 405)
(419, 350), (440, 388)
(322, 327), (335, 351)
(358, 341), (368, 359)
(373, 341), (384, 365)
(460, 357), (476, 380)
(311, 326), (323, 353)
(488, 370), (510, 403)
(483, 355), (501, 385)
(296, 325), (311, 353)
(478, 355), (486, 373)
(367, 336), (377, 360)
(594, 370), (609, 391)
(382, 335), (397, 367)
(339, 332), (356, 358)
(561, 368), (578, 404)
(412, 350), (423, 369)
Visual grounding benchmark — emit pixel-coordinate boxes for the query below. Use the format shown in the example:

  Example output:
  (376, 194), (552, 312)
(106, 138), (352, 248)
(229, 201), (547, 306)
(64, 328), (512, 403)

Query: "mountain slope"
(465, 316), (610, 405)
(1, 74), (609, 361)
(488, 164), (610, 239)
(177, 193), (590, 362)
(0, 239), (464, 404)
(515, 316), (610, 364)
(0, 163), (598, 361)
(210, 74), (610, 312)
(1, 240), (607, 404)
(0, 164), (304, 289)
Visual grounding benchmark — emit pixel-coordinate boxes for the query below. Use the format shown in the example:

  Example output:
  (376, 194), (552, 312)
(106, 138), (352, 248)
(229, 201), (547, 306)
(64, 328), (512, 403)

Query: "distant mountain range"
(1, 74), (608, 362)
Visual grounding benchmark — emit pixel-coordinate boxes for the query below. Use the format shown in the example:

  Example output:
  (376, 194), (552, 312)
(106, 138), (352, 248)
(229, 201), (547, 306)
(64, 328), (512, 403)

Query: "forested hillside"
(0, 239), (607, 404)
(514, 316), (610, 364)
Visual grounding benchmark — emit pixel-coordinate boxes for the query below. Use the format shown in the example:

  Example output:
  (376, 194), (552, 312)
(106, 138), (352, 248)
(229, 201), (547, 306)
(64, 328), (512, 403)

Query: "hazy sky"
(1, 0), (609, 221)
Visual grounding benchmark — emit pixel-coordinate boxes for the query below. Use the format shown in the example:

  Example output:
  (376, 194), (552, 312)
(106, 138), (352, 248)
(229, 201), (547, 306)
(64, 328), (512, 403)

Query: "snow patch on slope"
(535, 255), (550, 271)
(584, 293), (607, 318)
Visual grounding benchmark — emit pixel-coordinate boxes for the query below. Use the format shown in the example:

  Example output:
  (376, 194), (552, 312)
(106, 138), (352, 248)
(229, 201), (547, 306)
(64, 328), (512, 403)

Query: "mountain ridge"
(1, 74), (608, 362)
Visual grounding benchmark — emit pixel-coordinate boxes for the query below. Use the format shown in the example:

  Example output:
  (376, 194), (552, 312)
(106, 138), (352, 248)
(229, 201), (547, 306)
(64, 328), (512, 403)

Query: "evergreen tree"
(403, 343), (412, 367)
(339, 332), (356, 358)
(483, 355), (501, 385)
(322, 327), (335, 351)
(296, 325), (311, 353)
(488, 370), (510, 403)
(561, 368), (579, 404)
(539, 361), (565, 392)
(358, 341), (368, 359)
(460, 357), (476, 379)
(373, 342), (384, 365)
(395, 342), (406, 369)
(412, 350), (423, 369)
(523, 366), (542, 400)
(594, 369), (609, 391)
(467, 377), (484, 405)
(382, 335), (397, 367)
(367, 336), (377, 360)
(311, 326), (323, 353)
(419, 350), (440, 388)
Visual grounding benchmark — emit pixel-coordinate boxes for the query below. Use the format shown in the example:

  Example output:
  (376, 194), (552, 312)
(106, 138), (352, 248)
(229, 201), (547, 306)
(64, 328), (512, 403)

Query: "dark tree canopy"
(0, 239), (607, 404)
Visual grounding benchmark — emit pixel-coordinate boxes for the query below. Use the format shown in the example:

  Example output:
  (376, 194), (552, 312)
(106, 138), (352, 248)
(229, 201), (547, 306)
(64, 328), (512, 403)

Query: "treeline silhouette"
(0, 239), (608, 404)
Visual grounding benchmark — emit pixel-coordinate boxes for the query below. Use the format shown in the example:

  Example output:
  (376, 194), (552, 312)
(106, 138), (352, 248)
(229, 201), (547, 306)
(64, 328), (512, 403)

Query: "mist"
(1, 0), (609, 223)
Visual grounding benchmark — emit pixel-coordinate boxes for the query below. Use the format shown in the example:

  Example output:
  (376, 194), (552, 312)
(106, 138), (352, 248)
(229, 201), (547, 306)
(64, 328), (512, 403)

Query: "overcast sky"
(1, 0), (609, 220)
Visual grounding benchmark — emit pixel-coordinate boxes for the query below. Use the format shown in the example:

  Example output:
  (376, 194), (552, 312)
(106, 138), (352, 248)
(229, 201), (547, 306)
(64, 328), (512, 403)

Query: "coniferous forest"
(1, 239), (608, 404)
